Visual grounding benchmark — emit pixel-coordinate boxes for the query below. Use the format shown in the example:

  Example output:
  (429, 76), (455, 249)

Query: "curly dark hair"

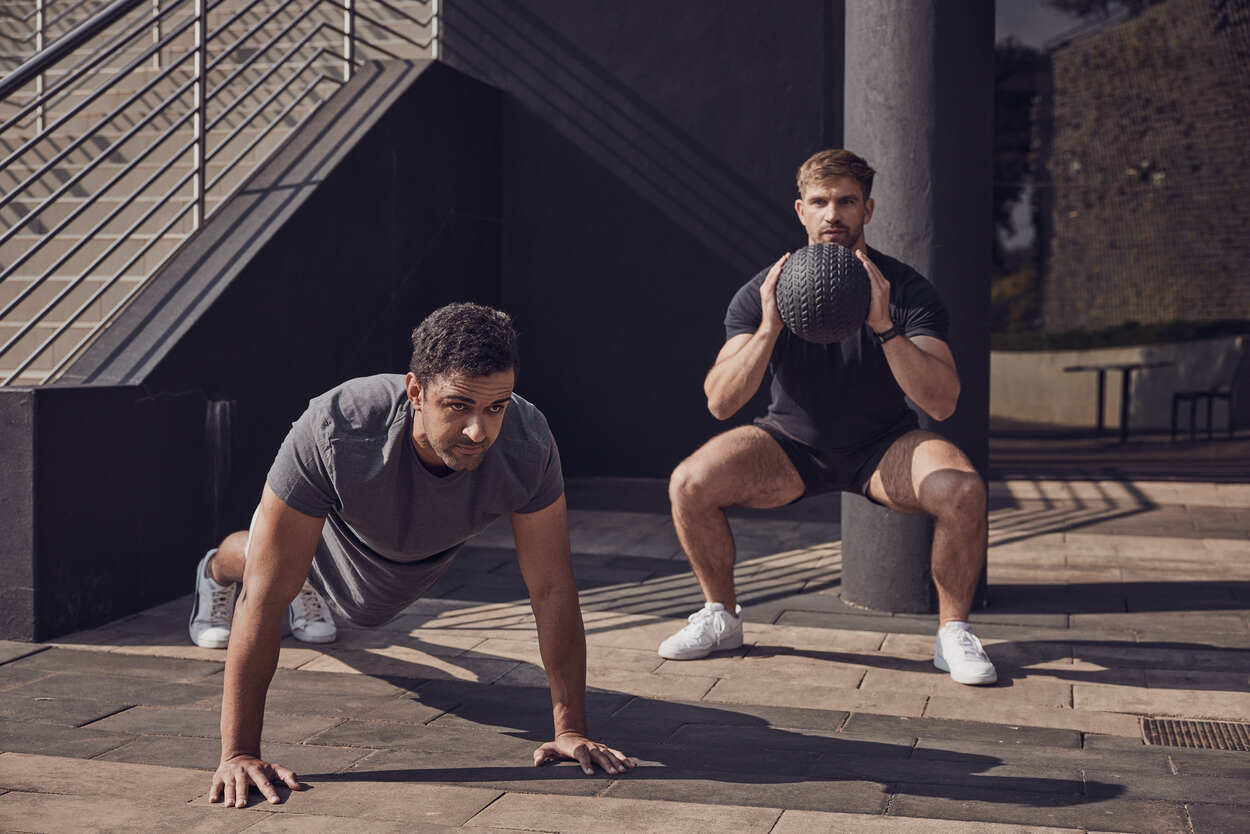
(408, 303), (519, 384)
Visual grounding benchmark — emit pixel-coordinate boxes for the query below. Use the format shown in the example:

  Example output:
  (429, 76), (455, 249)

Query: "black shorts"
(753, 417), (916, 503)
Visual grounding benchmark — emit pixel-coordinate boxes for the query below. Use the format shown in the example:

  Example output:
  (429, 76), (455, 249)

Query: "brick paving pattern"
(1, 476), (1249, 832)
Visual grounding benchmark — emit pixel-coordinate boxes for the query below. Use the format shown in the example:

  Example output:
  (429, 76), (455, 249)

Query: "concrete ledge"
(991, 336), (1248, 431)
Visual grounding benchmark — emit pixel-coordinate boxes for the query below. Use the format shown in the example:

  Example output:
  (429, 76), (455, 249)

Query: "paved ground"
(2, 472), (1250, 833)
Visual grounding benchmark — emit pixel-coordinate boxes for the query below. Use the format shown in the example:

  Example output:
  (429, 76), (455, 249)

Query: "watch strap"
(873, 325), (901, 345)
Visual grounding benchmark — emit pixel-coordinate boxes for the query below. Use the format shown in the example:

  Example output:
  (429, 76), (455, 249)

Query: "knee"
(669, 457), (714, 512)
(934, 471), (986, 522)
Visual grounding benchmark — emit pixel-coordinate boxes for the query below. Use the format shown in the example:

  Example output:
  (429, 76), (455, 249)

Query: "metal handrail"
(1, 0), (438, 385)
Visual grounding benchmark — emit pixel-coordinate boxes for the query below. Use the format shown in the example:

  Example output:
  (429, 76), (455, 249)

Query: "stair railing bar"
(0, 54), (197, 248)
(192, 0), (205, 225)
(0, 44), (197, 217)
(206, 32), (337, 157)
(150, 0), (160, 69)
(207, 68), (332, 190)
(35, 0), (44, 132)
(0, 138), (198, 375)
(430, 0), (438, 60)
(0, 0), (191, 144)
(0, 97), (198, 308)
(8, 0), (185, 134)
(1, 0), (439, 384)
(203, 0), (327, 96)
(4, 163), (199, 384)
(342, 0), (352, 81)
(0, 0), (150, 102)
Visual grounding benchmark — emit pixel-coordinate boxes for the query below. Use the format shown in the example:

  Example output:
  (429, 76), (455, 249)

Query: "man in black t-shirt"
(658, 149), (997, 686)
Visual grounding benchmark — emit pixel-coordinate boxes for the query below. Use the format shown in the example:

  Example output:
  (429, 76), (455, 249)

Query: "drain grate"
(1142, 718), (1250, 751)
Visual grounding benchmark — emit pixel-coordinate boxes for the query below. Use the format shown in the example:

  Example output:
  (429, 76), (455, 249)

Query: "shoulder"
(727, 265), (772, 310)
(306, 374), (408, 439)
(868, 248), (943, 304)
(497, 392), (557, 458)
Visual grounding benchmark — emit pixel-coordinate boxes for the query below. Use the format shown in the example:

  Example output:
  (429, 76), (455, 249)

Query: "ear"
(863, 196), (874, 224)
(794, 197), (806, 225)
(404, 372), (424, 409)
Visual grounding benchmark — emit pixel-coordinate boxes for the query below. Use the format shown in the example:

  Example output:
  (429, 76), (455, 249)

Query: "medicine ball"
(775, 243), (870, 344)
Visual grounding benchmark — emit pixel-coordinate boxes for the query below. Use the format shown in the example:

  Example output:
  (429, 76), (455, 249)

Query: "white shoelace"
(682, 607), (726, 641)
(949, 628), (988, 660)
(292, 585), (329, 624)
(207, 585), (233, 624)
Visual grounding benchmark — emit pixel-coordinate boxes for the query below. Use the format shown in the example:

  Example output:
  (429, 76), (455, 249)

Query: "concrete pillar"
(841, 0), (994, 613)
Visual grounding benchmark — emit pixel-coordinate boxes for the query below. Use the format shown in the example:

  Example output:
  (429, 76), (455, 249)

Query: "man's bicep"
(245, 483), (326, 603)
(511, 493), (574, 597)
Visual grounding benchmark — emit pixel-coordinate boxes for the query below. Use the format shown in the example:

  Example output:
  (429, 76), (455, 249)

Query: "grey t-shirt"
(266, 374), (564, 626)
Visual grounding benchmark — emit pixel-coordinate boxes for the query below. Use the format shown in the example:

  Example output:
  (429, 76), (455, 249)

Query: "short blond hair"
(796, 149), (876, 199)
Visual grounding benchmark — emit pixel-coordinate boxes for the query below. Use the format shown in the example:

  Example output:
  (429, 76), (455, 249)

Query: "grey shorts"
(753, 418), (916, 503)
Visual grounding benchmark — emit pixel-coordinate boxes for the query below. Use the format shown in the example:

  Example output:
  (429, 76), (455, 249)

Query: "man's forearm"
(220, 592), (286, 761)
(704, 325), (781, 420)
(532, 589), (588, 737)
(882, 337), (960, 420)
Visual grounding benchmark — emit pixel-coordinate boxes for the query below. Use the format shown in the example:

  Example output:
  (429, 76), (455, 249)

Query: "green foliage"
(991, 319), (1250, 351)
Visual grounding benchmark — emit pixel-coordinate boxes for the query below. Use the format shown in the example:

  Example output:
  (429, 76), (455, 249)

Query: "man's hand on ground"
(210, 754), (303, 807)
(533, 733), (635, 775)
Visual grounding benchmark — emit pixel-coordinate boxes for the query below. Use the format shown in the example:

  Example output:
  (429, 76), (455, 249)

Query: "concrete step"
(1, 230), (186, 279)
(1, 192), (226, 235)
(0, 274), (144, 327)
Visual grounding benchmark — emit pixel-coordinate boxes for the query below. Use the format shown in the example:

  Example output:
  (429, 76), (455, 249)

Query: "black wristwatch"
(873, 325), (901, 345)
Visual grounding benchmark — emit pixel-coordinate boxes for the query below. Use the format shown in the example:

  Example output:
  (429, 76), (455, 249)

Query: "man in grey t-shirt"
(191, 303), (633, 808)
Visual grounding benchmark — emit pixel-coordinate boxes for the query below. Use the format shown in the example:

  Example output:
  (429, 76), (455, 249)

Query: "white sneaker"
(934, 622), (997, 685)
(189, 549), (235, 649)
(658, 602), (743, 660)
(287, 581), (337, 643)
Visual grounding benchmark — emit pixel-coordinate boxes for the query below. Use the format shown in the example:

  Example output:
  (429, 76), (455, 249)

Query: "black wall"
(442, 0), (843, 477)
(0, 386), (206, 640)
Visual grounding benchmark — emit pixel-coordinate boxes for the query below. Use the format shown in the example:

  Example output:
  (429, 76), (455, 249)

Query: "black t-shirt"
(724, 246), (949, 452)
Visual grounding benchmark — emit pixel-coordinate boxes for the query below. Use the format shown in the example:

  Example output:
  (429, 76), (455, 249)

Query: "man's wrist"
(872, 323), (901, 345)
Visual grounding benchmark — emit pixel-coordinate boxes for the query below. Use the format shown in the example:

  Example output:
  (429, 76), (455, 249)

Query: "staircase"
(0, 0), (436, 386)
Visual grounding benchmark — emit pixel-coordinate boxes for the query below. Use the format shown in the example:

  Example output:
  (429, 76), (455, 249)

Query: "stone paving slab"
(0, 793), (255, 834)
(86, 705), (344, 745)
(0, 642), (45, 666)
(0, 752), (206, 801)
(97, 734), (372, 775)
(469, 792), (782, 833)
(888, 786), (1191, 833)
(0, 716), (134, 759)
(771, 809), (1097, 833)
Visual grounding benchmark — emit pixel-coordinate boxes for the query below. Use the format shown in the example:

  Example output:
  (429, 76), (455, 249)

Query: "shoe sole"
(933, 655), (997, 685)
(191, 632), (230, 649)
(189, 550), (229, 649)
(290, 631), (337, 644)
(658, 634), (743, 661)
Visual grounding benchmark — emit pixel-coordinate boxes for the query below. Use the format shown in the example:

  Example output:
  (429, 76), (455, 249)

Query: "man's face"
(406, 369), (515, 472)
(794, 175), (874, 249)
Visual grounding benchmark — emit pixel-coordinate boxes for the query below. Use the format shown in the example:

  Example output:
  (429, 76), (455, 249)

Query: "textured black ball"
(775, 243), (870, 344)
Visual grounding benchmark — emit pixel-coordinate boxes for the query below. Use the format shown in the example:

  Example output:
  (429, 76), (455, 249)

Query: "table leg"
(1095, 370), (1106, 436)
(1119, 368), (1132, 443)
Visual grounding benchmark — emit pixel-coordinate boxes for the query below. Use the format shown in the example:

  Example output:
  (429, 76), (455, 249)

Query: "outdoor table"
(1062, 360), (1174, 442)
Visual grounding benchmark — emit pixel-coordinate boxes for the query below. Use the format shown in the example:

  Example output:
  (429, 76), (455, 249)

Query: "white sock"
(940, 620), (971, 633)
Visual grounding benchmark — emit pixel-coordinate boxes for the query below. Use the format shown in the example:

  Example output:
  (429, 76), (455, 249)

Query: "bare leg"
(867, 431), (987, 625)
(206, 531), (248, 585)
(668, 426), (805, 610)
